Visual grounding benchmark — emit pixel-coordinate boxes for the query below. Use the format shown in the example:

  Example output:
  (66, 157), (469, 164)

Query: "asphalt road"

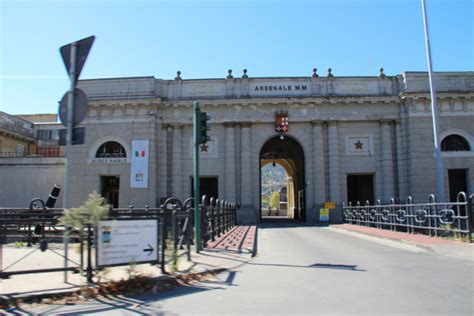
(24, 221), (474, 315)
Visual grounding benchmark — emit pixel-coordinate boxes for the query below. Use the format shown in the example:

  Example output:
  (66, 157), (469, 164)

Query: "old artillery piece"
(0, 185), (63, 248)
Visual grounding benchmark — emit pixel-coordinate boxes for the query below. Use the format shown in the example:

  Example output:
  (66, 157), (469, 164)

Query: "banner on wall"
(130, 140), (149, 188)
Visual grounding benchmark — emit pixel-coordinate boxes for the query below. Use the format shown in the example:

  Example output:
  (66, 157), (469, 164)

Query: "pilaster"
(381, 120), (395, 202)
(224, 122), (237, 201)
(327, 121), (341, 202)
(240, 123), (252, 206)
(171, 124), (183, 200)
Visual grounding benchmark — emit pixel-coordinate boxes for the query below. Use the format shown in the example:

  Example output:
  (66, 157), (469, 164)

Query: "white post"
(421, 0), (445, 203)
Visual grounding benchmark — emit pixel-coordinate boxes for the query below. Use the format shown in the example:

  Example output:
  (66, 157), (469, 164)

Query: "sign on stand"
(97, 219), (158, 267)
(320, 208), (330, 222)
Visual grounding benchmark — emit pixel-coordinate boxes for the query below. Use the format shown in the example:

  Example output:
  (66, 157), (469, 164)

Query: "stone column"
(224, 122), (237, 201)
(171, 124), (183, 200)
(240, 123), (252, 206)
(327, 121), (341, 202)
(381, 120), (394, 202)
(312, 121), (326, 206)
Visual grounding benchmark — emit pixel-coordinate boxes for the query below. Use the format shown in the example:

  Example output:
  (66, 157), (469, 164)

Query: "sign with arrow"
(97, 219), (158, 267)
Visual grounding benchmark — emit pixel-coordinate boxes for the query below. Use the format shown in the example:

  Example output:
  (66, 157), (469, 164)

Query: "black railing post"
(201, 196), (208, 247)
(86, 223), (93, 283)
(172, 209), (178, 255)
(186, 209), (192, 260)
(80, 233), (84, 271)
(209, 197), (215, 242)
(468, 194), (473, 243)
(214, 199), (219, 237)
(160, 211), (166, 274)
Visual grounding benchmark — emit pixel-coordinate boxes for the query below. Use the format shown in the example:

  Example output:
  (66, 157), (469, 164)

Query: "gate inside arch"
(259, 135), (306, 222)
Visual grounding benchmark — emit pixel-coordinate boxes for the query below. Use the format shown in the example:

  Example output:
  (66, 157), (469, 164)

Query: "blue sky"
(0, 0), (472, 115)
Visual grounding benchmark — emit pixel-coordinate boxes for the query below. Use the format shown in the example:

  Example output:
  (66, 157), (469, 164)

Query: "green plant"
(269, 191), (280, 209)
(165, 238), (180, 273)
(60, 191), (109, 233)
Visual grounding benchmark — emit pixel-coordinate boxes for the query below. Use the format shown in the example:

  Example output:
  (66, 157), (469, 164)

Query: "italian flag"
(135, 150), (145, 157)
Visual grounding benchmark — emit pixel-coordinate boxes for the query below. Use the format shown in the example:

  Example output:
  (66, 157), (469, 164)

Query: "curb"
(328, 226), (434, 253)
(252, 226), (258, 257)
(0, 266), (230, 309)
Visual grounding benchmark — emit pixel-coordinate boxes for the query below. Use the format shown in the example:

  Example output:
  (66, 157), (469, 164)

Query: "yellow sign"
(320, 208), (329, 222)
(324, 202), (336, 209)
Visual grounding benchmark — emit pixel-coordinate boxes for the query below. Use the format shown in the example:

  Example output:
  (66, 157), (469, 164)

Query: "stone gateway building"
(2, 70), (473, 224)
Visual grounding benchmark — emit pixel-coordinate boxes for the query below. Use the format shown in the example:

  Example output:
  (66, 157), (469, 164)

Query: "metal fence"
(200, 196), (237, 247)
(342, 192), (473, 243)
(0, 195), (237, 280)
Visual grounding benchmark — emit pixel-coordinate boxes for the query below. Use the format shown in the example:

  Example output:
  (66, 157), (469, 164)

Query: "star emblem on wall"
(200, 144), (208, 152)
(354, 140), (363, 150)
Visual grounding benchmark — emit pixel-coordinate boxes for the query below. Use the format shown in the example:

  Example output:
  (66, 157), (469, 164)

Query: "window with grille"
(96, 141), (126, 158)
(441, 135), (470, 151)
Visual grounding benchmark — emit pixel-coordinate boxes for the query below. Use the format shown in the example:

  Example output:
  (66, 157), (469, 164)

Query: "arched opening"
(441, 134), (471, 151)
(96, 141), (127, 158)
(259, 135), (305, 222)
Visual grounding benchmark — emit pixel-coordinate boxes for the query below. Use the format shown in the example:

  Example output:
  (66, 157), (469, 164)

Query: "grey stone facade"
(2, 72), (472, 224)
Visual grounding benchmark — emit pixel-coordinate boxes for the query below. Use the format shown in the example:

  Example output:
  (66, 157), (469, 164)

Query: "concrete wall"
(0, 158), (65, 207)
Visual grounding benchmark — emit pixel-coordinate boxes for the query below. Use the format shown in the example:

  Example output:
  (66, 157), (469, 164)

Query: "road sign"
(60, 35), (95, 84)
(97, 220), (158, 267)
(59, 88), (88, 127)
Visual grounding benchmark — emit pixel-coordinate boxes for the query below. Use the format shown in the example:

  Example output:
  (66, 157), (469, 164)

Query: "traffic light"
(199, 112), (211, 144)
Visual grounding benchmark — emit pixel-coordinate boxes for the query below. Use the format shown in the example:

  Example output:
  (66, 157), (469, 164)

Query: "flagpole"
(421, 0), (445, 203)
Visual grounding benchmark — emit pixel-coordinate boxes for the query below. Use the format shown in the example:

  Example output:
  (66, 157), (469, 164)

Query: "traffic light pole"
(193, 101), (202, 252)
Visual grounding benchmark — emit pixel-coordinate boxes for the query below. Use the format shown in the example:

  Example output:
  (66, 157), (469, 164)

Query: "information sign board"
(320, 208), (330, 222)
(324, 202), (336, 209)
(97, 219), (158, 267)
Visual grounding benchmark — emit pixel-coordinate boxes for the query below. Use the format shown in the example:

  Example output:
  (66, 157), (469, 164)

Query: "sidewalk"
(0, 225), (257, 306)
(330, 224), (474, 262)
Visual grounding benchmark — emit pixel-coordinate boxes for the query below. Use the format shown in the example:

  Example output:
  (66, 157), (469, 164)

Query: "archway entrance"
(259, 135), (305, 222)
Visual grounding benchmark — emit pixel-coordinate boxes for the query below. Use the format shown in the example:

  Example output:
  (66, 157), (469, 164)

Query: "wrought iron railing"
(200, 196), (237, 246)
(343, 192), (473, 242)
(0, 195), (237, 280)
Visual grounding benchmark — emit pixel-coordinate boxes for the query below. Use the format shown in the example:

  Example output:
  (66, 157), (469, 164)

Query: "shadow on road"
(199, 252), (366, 272)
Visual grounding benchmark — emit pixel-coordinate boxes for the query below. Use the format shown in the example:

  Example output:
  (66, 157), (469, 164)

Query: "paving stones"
(206, 225), (257, 255)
